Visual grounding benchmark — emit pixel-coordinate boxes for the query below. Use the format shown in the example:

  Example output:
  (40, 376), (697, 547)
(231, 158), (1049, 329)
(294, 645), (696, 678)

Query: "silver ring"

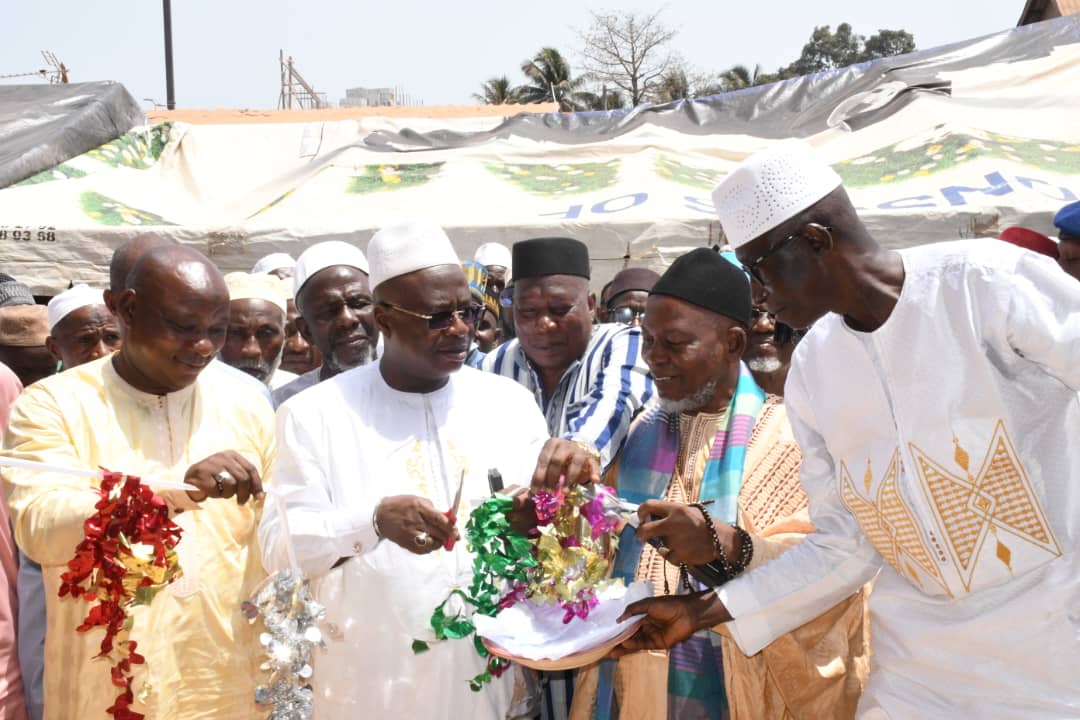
(213, 470), (232, 495)
(414, 531), (431, 547)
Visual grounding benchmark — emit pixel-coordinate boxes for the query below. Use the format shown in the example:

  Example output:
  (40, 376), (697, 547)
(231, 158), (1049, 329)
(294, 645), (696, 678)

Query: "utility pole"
(162, 0), (176, 109)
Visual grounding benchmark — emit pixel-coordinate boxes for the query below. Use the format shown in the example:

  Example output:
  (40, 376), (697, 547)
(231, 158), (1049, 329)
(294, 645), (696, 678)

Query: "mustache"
(230, 357), (272, 374)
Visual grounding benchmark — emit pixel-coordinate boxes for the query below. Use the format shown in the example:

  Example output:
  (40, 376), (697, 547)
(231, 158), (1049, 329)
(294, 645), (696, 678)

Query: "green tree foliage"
(518, 47), (593, 112)
(717, 24), (916, 90)
(472, 76), (523, 105)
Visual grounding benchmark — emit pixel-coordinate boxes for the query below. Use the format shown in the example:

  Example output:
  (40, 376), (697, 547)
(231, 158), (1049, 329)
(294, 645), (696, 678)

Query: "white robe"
(259, 363), (549, 719)
(717, 241), (1080, 718)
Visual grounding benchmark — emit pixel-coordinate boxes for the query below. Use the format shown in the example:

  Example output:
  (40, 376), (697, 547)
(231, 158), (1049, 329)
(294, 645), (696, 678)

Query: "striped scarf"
(595, 363), (764, 720)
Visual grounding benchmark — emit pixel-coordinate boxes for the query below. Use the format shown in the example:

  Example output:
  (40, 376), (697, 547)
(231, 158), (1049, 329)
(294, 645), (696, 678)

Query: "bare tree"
(578, 9), (678, 107)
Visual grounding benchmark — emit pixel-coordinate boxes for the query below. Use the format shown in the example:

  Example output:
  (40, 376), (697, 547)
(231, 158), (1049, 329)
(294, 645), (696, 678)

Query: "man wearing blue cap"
(1053, 200), (1080, 281)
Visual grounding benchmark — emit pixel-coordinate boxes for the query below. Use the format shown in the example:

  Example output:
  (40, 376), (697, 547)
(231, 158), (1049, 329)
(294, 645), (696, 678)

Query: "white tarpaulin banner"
(1, 20), (1078, 293)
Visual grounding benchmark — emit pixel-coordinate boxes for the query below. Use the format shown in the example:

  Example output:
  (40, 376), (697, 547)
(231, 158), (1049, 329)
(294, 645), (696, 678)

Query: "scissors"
(443, 470), (465, 550)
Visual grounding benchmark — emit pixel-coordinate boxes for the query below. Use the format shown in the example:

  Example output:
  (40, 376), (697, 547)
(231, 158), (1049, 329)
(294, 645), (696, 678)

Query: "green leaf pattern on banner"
(834, 131), (1080, 187)
(86, 123), (171, 170)
(15, 164), (88, 186)
(485, 159), (620, 196)
(80, 191), (174, 226)
(346, 162), (444, 193)
(654, 154), (727, 190)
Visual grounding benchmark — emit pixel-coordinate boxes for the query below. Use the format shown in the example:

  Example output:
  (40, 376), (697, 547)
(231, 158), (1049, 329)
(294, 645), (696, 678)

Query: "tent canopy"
(1, 17), (1078, 293)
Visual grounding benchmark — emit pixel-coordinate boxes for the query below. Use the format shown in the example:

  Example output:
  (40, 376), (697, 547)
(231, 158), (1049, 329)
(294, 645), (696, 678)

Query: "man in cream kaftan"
(2, 246), (272, 720)
(2, 359), (271, 719)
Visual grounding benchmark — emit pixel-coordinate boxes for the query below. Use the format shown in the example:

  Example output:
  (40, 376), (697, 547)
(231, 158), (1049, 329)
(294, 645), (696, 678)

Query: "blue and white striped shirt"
(482, 323), (654, 470)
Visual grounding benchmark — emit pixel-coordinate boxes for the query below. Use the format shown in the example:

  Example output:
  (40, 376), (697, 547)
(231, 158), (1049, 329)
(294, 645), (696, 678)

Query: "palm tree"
(650, 68), (692, 103)
(473, 76), (522, 105)
(719, 63), (777, 92)
(519, 47), (591, 112)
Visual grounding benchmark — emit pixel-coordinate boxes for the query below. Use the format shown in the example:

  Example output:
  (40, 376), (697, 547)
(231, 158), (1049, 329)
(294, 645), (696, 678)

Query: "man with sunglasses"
(615, 139), (1080, 718)
(743, 307), (803, 398)
(271, 240), (376, 407)
(261, 221), (554, 719)
(600, 267), (660, 327)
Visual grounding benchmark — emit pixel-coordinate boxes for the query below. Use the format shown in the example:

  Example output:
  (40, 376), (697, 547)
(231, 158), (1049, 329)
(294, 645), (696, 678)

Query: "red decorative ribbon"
(58, 471), (184, 720)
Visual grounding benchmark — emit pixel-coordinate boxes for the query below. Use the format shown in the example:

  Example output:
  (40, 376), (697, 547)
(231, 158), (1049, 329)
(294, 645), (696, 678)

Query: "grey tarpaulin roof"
(362, 14), (1080, 152)
(0, 81), (144, 189)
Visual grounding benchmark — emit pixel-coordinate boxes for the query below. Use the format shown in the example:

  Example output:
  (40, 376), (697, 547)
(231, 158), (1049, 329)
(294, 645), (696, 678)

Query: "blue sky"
(3, 0), (1028, 110)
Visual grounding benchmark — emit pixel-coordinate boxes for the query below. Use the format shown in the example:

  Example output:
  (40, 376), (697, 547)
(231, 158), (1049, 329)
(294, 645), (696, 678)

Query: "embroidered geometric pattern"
(840, 449), (949, 595)
(909, 419), (1061, 592)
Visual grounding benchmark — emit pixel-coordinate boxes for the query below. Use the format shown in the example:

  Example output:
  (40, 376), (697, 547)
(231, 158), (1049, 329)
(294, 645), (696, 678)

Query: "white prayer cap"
(293, 241), (369, 296)
(251, 252), (296, 275)
(474, 242), (512, 273)
(368, 220), (460, 290)
(224, 272), (287, 314)
(711, 139), (842, 249)
(47, 285), (107, 331)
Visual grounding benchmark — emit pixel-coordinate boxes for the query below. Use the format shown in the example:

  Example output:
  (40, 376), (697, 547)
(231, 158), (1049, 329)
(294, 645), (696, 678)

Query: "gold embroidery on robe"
(839, 449), (949, 596)
(909, 419), (1061, 592)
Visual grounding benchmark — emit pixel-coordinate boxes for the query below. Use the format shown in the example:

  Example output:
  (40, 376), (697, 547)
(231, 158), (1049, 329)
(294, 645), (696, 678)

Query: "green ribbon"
(413, 495), (536, 691)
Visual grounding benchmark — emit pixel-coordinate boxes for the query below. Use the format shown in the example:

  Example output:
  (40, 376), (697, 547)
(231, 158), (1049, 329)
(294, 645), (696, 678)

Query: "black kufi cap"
(512, 237), (590, 280)
(650, 247), (751, 326)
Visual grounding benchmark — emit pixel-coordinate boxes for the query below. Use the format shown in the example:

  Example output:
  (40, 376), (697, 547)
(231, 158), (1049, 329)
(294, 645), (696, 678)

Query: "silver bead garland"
(242, 569), (326, 720)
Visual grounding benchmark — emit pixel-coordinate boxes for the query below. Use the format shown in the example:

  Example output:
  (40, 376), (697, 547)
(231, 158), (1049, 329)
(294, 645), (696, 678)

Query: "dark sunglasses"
(380, 301), (483, 330)
(741, 225), (830, 287)
(607, 306), (645, 325)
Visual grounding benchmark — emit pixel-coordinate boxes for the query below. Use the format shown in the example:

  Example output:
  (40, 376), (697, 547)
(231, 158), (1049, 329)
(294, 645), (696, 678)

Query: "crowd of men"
(0, 140), (1076, 720)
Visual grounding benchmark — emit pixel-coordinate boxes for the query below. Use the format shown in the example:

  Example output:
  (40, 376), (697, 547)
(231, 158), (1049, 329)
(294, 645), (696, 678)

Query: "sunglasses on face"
(740, 225), (831, 287)
(607, 306), (645, 325)
(379, 301), (483, 330)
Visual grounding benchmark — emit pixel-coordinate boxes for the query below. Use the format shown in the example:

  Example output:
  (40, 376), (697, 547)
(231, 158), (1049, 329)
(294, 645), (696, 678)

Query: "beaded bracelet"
(730, 524), (754, 574)
(690, 503), (754, 579)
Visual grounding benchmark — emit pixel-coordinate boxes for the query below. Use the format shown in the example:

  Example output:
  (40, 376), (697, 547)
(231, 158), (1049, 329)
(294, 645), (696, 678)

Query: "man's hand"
(184, 451), (264, 505)
(530, 438), (601, 492)
(507, 488), (537, 535)
(610, 591), (731, 658)
(636, 500), (735, 567)
(375, 495), (457, 555)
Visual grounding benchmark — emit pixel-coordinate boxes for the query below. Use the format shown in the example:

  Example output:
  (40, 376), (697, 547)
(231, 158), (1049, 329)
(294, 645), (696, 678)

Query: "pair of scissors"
(443, 470), (465, 550)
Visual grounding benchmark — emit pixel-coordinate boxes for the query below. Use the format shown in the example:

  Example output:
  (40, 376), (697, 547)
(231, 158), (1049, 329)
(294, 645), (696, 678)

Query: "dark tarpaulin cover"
(362, 15), (1080, 152)
(0, 81), (144, 189)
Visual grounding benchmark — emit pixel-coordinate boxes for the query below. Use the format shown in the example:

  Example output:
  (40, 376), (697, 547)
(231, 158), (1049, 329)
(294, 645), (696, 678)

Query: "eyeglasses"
(741, 234), (798, 287)
(740, 225), (830, 287)
(379, 301), (483, 330)
(607, 306), (645, 325)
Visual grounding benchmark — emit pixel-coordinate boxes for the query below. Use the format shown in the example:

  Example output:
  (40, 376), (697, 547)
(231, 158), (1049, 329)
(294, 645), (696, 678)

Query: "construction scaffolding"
(277, 50), (327, 109)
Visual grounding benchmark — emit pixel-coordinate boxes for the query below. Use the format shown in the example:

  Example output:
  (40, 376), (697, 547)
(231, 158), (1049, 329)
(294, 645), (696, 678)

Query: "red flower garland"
(58, 471), (184, 720)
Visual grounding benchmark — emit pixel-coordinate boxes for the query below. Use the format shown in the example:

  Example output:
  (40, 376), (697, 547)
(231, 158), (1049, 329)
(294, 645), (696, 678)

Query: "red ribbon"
(58, 471), (184, 720)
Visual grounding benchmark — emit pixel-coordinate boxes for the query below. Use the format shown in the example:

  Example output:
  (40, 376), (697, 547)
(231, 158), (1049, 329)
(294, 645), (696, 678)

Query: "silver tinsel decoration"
(242, 568), (326, 720)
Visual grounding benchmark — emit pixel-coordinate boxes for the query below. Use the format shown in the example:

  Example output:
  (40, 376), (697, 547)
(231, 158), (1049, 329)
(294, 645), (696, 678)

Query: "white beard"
(746, 356), (782, 374)
(658, 378), (719, 415)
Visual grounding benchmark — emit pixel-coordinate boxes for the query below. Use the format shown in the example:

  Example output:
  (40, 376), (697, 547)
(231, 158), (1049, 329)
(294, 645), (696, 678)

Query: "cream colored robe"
(2, 357), (272, 720)
(572, 397), (869, 720)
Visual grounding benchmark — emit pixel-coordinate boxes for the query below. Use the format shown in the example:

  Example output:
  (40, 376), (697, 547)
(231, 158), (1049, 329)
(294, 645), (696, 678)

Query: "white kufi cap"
(711, 139), (842, 249)
(293, 241), (369, 296)
(368, 220), (460, 290)
(224, 272), (288, 314)
(251, 252), (296, 275)
(47, 284), (107, 331)
(473, 242), (512, 275)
